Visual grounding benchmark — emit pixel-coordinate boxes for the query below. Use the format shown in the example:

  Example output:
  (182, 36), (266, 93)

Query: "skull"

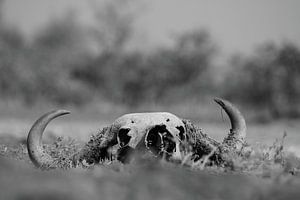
(26, 98), (247, 169)
(109, 112), (186, 162)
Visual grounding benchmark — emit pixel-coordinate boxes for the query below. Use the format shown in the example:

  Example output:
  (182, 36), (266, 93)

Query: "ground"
(1, 108), (300, 199)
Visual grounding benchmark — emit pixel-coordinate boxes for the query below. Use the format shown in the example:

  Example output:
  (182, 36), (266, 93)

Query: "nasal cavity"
(176, 126), (185, 141)
(145, 125), (165, 155)
(118, 128), (131, 147)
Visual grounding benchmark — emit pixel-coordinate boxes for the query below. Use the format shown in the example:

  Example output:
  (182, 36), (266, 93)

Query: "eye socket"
(118, 128), (131, 147)
(145, 129), (163, 155)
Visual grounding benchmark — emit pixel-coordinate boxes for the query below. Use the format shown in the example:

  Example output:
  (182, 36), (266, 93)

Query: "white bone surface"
(113, 112), (185, 155)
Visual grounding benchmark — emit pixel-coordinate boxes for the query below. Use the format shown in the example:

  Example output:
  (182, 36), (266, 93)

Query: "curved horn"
(214, 98), (246, 149)
(27, 110), (70, 168)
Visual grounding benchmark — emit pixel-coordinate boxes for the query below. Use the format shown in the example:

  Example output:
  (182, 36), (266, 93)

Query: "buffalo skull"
(27, 98), (247, 169)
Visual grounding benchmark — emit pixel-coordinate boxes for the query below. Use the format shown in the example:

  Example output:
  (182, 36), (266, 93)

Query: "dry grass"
(1, 123), (300, 199)
(1, 104), (300, 199)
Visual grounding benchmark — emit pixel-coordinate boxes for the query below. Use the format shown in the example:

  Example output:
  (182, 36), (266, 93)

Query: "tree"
(0, 0), (26, 100)
(88, 0), (141, 55)
(25, 12), (91, 105)
(144, 29), (217, 103)
(226, 42), (300, 118)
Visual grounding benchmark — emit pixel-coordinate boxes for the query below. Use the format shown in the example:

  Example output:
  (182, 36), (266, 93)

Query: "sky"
(3, 0), (300, 57)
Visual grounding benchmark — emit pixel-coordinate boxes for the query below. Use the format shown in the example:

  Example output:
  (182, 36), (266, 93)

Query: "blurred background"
(0, 0), (300, 148)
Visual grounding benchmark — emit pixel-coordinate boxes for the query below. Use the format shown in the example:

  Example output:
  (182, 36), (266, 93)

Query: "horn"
(27, 110), (70, 168)
(214, 98), (246, 149)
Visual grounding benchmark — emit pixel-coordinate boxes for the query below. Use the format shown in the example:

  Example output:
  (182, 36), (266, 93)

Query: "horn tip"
(54, 109), (71, 116)
(214, 97), (227, 108)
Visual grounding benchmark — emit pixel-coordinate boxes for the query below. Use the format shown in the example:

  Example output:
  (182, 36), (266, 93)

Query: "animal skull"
(27, 98), (247, 169)
(113, 112), (186, 162)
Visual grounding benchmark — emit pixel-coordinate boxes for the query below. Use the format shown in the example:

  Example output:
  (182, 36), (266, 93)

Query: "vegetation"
(1, 0), (300, 199)
(225, 43), (300, 118)
(1, 0), (300, 119)
(1, 129), (300, 199)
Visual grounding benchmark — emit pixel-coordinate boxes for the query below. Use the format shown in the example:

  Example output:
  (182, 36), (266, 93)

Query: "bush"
(224, 42), (300, 118)
(73, 30), (217, 106)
